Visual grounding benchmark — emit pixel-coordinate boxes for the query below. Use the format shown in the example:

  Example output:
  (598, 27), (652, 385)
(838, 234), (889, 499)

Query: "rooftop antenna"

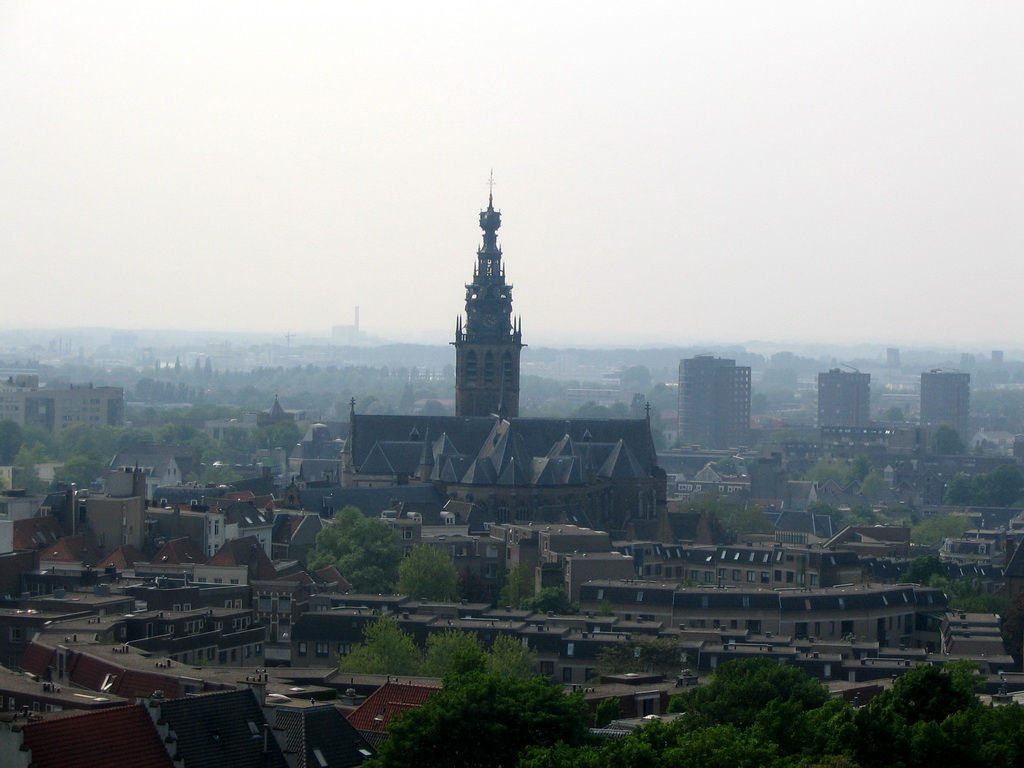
(284, 332), (295, 350)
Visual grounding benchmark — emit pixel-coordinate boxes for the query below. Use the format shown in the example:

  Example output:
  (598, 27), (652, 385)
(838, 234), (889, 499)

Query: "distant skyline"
(2, 2), (1022, 349)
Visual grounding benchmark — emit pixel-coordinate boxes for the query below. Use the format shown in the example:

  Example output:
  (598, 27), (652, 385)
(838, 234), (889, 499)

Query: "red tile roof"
(13, 515), (66, 551)
(18, 704), (175, 768)
(40, 534), (102, 565)
(207, 536), (277, 581)
(97, 544), (146, 569)
(150, 536), (207, 565)
(18, 641), (55, 675)
(345, 681), (441, 733)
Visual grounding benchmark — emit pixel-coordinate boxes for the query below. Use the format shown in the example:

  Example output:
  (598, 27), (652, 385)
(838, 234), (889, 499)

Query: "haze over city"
(2, 2), (1021, 349)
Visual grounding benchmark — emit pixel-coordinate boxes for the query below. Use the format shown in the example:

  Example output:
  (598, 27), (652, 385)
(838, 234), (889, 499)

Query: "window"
(297, 642), (308, 657)
(315, 642), (329, 657)
(746, 571), (755, 582)
(562, 667), (573, 683)
(760, 572), (770, 584)
(731, 569), (741, 581)
(566, 643), (575, 657)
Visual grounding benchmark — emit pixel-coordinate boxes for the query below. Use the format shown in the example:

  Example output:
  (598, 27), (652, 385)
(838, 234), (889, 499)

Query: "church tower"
(453, 192), (524, 418)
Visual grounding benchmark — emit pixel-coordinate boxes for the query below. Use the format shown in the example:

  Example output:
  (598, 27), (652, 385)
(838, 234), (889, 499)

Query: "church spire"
(453, 180), (524, 418)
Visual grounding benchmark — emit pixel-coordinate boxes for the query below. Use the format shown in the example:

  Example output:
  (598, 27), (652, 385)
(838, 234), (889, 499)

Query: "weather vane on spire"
(487, 169), (495, 205)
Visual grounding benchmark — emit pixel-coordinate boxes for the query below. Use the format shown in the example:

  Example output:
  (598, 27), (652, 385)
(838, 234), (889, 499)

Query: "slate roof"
(274, 704), (375, 768)
(157, 688), (288, 768)
(351, 414), (658, 489)
(18, 704), (174, 768)
(345, 681), (440, 734)
(1003, 542), (1024, 579)
(298, 485), (446, 517)
(223, 500), (273, 528)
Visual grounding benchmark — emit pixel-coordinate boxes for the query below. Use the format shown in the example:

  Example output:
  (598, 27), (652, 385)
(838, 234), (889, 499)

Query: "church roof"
(351, 414), (658, 490)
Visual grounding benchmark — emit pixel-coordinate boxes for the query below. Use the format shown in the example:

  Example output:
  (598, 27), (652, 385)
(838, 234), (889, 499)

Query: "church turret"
(453, 187), (524, 417)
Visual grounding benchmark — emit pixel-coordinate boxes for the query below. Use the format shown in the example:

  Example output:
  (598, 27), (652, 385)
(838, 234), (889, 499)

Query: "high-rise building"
(920, 370), (970, 438)
(453, 193), (524, 418)
(678, 355), (751, 449)
(0, 375), (124, 433)
(817, 369), (870, 428)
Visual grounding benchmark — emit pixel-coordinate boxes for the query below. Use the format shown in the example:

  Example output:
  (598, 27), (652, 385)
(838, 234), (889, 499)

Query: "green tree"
(13, 444), (48, 493)
(397, 545), (459, 601)
(931, 425), (965, 455)
(369, 672), (591, 768)
(420, 629), (486, 677)
(252, 420), (302, 456)
(485, 633), (536, 679)
(851, 454), (872, 483)
(668, 657), (828, 729)
(199, 464), (243, 485)
(859, 471), (886, 501)
(901, 554), (944, 584)
(0, 420), (23, 464)
(911, 514), (970, 546)
(308, 506), (402, 593)
(498, 563), (535, 608)
(594, 696), (622, 727)
(944, 472), (973, 504)
(884, 406), (906, 422)
(338, 617), (419, 675)
(521, 586), (578, 615)
(975, 464), (1023, 507)
(597, 635), (683, 676)
(868, 662), (980, 726)
(54, 455), (105, 487)
(805, 458), (854, 486)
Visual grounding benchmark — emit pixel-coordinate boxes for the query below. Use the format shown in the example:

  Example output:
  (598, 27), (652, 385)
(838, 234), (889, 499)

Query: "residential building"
(0, 376), (124, 433)
(678, 356), (751, 449)
(817, 369), (870, 428)
(920, 370), (970, 438)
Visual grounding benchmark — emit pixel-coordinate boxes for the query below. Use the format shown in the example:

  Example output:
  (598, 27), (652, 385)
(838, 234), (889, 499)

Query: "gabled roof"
(345, 681), (441, 734)
(275, 704), (375, 768)
(207, 535), (277, 581)
(157, 688), (287, 768)
(97, 544), (146, 569)
(597, 440), (644, 480)
(40, 534), (102, 565)
(224, 501), (273, 528)
(18, 704), (174, 768)
(151, 536), (207, 565)
(13, 514), (65, 551)
(1004, 542), (1024, 579)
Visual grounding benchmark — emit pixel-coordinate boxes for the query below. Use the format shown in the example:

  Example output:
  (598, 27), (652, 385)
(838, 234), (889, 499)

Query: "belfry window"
(484, 352), (495, 382)
(466, 351), (477, 381)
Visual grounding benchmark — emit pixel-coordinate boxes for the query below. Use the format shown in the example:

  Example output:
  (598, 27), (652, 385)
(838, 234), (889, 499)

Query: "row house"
(619, 542), (862, 590)
(578, 581), (948, 648)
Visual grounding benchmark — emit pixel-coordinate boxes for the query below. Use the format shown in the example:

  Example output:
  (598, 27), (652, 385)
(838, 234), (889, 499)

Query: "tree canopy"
(397, 545), (459, 601)
(369, 672), (591, 768)
(337, 617), (419, 676)
(307, 506), (402, 593)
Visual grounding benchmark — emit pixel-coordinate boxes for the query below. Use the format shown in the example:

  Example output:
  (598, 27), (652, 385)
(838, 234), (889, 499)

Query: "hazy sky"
(2, 2), (1021, 349)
